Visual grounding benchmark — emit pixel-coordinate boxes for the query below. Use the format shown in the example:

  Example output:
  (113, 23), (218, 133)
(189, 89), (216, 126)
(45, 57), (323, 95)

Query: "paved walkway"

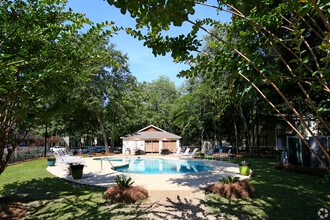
(147, 190), (216, 219)
(47, 155), (249, 219)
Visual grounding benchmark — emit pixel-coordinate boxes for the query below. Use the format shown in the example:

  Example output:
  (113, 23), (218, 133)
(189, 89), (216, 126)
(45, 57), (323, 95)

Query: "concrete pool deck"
(47, 155), (250, 191)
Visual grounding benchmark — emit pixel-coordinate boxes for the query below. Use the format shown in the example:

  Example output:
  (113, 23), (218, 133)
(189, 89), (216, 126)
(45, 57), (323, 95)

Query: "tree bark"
(236, 103), (251, 150)
(0, 133), (28, 175)
(256, 106), (260, 157)
(95, 109), (109, 153)
(232, 114), (239, 155)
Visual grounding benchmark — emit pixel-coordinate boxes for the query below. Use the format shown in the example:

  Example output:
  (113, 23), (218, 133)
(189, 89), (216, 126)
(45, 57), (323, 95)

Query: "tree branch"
(309, 0), (330, 32)
(197, 1), (330, 132)
(1, 57), (48, 68)
(237, 71), (330, 172)
(198, 1), (329, 92)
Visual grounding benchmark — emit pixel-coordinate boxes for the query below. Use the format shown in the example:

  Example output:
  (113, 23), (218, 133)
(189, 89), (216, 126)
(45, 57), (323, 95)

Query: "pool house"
(120, 125), (181, 154)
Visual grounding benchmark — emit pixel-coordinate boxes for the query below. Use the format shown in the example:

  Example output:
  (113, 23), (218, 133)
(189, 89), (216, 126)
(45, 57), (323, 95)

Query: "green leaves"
(114, 175), (134, 189)
(219, 176), (239, 184)
(0, 0), (127, 174)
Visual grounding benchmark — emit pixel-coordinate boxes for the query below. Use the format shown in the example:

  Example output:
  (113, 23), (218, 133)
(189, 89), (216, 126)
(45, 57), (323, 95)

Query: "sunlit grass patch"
(0, 159), (149, 219)
(205, 157), (330, 219)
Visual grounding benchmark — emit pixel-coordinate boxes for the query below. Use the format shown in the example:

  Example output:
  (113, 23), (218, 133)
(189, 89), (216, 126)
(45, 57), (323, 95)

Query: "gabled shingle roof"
(120, 125), (181, 140)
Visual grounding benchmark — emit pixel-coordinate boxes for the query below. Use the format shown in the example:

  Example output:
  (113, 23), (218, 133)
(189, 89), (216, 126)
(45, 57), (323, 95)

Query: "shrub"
(219, 176), (239, 184)
(114, 175), (134, 190)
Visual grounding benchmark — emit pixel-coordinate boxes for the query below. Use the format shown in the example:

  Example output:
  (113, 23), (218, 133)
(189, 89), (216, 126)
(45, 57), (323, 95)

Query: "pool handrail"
(102, 156), (115, 169)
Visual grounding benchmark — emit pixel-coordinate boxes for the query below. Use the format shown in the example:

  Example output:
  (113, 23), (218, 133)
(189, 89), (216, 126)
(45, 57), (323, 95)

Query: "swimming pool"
(94, 157), (213, 174)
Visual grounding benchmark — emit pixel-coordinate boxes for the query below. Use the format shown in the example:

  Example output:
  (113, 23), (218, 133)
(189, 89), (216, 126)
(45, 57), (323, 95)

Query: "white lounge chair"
(182, 147), (190, 156)
(190, 148), (198, 157)
(51, 147), (85, 168)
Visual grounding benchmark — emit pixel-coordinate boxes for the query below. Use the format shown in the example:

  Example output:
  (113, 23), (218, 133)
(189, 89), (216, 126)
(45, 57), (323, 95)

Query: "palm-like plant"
(219, 176), (239, 184)
(114, 175), (134, 189)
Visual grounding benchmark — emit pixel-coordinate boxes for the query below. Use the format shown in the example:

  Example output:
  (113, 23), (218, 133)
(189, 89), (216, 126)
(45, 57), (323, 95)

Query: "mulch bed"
(206, 181), (256, 199)
(0, 197), (27, 220)
(104, 185), (149, 204)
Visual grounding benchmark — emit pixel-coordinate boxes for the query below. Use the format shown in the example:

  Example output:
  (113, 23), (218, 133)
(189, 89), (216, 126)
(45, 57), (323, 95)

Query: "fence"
(3, 146), (45, 163)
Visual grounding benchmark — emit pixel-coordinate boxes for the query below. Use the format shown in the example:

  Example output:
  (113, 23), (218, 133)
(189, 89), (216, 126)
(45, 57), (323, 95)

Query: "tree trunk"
(0, 148), (15, 175)
(232, 114), (239, 155)
(95, 109), (109, 153)
(251, 110), (255, 156)
(0, 133), (28, 175)
(236, 103), (251, 150)
(256, 106), (260, 157)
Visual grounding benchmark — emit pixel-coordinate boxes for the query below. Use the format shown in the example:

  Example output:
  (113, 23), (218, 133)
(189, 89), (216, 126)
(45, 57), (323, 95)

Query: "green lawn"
(0, 158), (329, 219)
(205, 157), (330, 219)
(0, 159), (148, 219)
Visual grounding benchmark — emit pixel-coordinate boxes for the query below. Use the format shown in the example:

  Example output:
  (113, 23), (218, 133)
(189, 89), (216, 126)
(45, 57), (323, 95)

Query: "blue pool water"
(94, 157), (213, 174)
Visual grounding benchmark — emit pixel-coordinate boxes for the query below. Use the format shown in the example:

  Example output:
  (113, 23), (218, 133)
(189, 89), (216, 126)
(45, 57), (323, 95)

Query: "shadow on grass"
(148, 195), (207, 219)
(24, 193), (149, 219)
(0, 169), (150, 219)
(204, 158), (329, 219)
(0, 177), (104, 202)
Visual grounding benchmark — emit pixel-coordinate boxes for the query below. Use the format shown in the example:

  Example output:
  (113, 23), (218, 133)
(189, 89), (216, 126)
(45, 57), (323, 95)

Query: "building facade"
(120, 125), (181, 154)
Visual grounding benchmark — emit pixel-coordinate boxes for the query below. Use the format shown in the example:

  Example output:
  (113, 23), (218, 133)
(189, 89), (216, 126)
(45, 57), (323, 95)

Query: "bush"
(219, 176), (239, 184)
(114, 175), (134, 190)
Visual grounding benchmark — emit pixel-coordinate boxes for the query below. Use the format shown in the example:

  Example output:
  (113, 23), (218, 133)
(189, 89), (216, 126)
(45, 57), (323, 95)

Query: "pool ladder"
(101, 157), (115, 170)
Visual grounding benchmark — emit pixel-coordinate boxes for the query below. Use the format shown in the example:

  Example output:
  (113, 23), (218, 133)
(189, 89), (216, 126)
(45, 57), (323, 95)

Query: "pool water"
(95, 157), (213, 174)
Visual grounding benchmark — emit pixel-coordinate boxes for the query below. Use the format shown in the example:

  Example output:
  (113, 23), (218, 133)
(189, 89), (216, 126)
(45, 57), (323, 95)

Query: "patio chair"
(207, 148), (214, 155)
(190, 148), (198, 157)
(220, 149), (231, 161)
(218, 149), (223, 160)
(182, 147), (190, 156)
(207, 148), (214, 160)
(51, 148), (85, 168)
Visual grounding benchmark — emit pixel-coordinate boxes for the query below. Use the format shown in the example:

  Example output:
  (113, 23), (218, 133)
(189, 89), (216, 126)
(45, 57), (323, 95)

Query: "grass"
(0, 159), (148, 219)
(0, 157), (329, 219)
(204, 157), (330, 219)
